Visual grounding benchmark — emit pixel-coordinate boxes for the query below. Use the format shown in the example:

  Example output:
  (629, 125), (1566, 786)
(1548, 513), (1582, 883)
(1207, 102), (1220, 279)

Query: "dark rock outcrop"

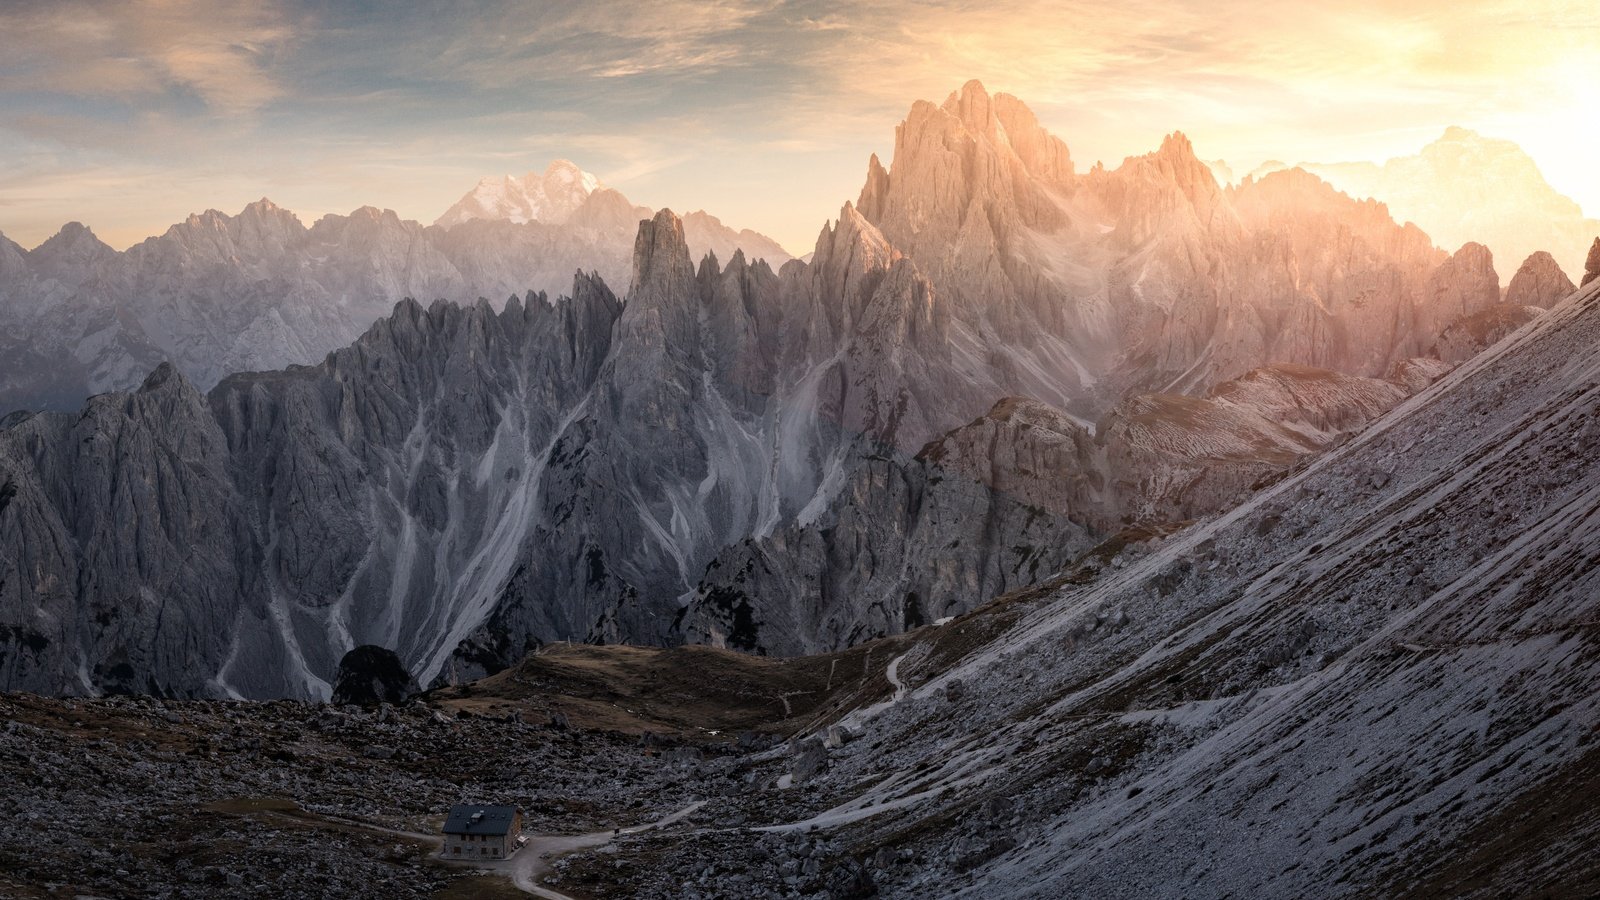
(330, 645), (419, 705)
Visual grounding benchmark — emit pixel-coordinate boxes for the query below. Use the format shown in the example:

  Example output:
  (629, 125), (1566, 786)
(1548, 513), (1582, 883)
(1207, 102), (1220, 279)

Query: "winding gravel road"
(489, 800), (708, 898)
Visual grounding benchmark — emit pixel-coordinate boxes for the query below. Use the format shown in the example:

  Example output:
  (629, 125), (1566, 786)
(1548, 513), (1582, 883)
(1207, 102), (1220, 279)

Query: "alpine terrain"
(4, 65), (1600, 900)
(0, 82), (1560, 700)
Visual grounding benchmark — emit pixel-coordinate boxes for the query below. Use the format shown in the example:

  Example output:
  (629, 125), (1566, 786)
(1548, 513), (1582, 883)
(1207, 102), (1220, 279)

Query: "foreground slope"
(717, 275), (1600, 897)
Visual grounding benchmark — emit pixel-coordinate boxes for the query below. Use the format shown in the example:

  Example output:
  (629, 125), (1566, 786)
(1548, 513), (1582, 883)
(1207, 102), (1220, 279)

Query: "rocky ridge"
(854, 81), (1499, 413)
(679, 362), (1424, 655)
(2, 81), (1566, 700)
(0, 187), (789, 416)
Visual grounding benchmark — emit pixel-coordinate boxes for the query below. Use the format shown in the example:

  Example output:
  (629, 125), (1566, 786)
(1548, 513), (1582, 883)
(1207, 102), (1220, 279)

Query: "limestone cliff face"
(852, 81), (1490, 417)
(0, 363), (248, 696)
(678, 364), (1419, 656)
(1418, 242), (1501, 344)
(1228, 168), (1445, 376)
(1, 83), (1575, 697)
(0, 206), (1034, 696)
(856, 80), (1077, 347)
(1, 273), (626, 697)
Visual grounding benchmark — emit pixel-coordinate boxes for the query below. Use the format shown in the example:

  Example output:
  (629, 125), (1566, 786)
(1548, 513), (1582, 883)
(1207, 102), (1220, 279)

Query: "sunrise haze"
(3, 0), (1598, 255)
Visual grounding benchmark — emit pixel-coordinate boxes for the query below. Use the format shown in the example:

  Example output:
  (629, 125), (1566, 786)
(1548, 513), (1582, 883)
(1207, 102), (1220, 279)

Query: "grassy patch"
(430, 875), (526, 900)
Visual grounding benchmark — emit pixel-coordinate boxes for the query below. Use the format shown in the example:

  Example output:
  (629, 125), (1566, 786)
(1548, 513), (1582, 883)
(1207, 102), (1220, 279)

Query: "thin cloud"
(0, 0), (293, 115)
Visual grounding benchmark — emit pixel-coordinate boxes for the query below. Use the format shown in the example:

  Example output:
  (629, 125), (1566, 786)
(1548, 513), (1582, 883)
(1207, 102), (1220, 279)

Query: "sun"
(1488, 56), (1600, 218)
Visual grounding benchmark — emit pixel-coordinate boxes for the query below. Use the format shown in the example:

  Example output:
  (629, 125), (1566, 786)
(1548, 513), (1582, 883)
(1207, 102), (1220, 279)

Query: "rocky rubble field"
(0, 588), (1081, 900)
(0, 691), (718, 899)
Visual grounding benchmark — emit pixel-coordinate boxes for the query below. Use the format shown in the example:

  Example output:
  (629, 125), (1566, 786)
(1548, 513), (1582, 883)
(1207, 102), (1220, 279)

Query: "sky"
(1, 0), (1598, 255)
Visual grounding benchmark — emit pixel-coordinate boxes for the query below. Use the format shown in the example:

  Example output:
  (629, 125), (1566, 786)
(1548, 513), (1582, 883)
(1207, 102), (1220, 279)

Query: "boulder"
(823, 725), (855, 750)
(329, 646), (419, 706)
(791, 738), (830, 785)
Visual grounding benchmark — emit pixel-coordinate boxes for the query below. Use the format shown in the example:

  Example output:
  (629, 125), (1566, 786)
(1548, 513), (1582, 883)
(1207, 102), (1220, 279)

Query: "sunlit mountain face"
(7, 4), (1600, 900)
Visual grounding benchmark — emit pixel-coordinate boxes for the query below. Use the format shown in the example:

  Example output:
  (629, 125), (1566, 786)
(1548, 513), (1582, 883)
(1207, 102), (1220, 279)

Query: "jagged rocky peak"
(813, 202), (900, 287)
(629, 207), (697, 300)
(235, 196), (304, 230)
(858, 79), (1074, 244)
(606, 208), (706, 419)
(941, 79), (1074, 185)
(1100, 130), (1231, 240)
(31, 221), (116, 264)
(1152, 131), (1213, 188)
(1505, 250), (1577, 308)
(1421, 241), (1500, 338)
(150, 197), (307, 260)
(0, 231), (25, 277)
(1584, 237), (1600, 287)
(123, 360), (217, 433)
(24, 221), (120, 286)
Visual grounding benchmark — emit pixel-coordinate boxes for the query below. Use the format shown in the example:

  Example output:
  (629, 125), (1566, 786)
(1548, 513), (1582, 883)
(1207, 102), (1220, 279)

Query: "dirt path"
(489, 800), (707, 899)
(885, 654), (908, 702)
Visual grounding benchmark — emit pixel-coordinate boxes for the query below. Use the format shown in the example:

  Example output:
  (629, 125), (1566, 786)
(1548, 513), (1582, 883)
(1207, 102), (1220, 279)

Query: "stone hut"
(442, 805), (523, 859)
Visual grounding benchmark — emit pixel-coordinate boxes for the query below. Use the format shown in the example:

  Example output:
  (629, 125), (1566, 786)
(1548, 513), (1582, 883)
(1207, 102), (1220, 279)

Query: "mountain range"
(0, 80), (1581, 700)
(0, 169), (790, 417)
(8, 72), (1600, 900)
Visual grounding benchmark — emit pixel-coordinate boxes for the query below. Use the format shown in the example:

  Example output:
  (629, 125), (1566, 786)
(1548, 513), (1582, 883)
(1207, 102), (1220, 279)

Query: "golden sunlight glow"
(0, 0), (1596, 254)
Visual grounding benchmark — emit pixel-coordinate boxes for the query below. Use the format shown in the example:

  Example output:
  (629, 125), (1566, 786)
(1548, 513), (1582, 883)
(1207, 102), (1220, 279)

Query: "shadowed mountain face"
(0, 83), (1575, 701)
(676, 362), (1424, 656)
(0, 207), (965, 697)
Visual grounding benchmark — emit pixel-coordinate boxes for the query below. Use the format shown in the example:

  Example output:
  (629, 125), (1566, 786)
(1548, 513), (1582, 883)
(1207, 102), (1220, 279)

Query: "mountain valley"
(3, 71), (1599, 900)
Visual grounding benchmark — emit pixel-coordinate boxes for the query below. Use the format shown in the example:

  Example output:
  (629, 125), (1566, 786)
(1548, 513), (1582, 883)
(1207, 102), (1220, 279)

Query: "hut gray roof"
(443, 805), (519, 836)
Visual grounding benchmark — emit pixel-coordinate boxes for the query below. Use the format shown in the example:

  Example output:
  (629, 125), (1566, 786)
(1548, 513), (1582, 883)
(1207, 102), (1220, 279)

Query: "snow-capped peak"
(434, 160), (603, 228)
